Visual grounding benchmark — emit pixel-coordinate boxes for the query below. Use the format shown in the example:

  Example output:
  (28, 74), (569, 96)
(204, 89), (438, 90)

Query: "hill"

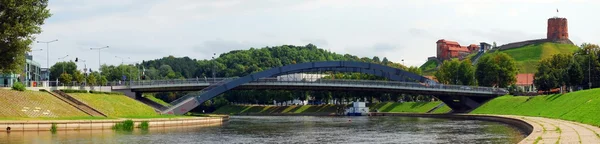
(487, 42), (579, 73)
(471, 88), (600, 127)
(420, 42), (579, 75)
(419, 59), (439, 75)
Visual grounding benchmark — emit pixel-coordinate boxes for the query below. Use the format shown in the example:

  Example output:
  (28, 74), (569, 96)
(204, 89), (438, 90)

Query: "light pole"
(90, 46), (109, 73)
(588, 50), (592, 89)
(57, 55), (69, 73)
(212, 53), (216, 82)
(36, 39), (58, 82)
(115, 56), (130, 65)
(25, 49), (43, 87)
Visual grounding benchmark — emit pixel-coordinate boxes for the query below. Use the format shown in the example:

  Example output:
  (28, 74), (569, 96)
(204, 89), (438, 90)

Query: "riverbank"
(213, 102), (451, 115)
(0, 116), (228, 132)
(470, 88), (600, 127)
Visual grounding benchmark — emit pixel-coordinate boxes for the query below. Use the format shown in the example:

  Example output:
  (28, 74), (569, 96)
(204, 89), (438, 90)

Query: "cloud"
(194, 39), (266, 56)
(301, 39), (329, 47)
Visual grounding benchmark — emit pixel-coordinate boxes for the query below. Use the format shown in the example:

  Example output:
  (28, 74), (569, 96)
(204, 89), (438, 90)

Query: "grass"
(139, 121), (149, 130)
(419, 59), (439, 75)
(0, 89), (89, 119)
(213, 105), (341, 114)
(144, 95), (171, 107)
(69, 93), (159, 118)
(492, 42), (579, 73)
(112, 120), (135, 131)
(50, 123), (57, 133)
(534, 136), (542, 144)
(470, 88), (600, 127)
(370, 102), (451, 113)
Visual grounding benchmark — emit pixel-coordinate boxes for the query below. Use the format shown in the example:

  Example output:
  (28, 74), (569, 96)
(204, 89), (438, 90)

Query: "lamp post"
(90, 46), (109, 73)
(25, 49), (43, 87)
(115, 56), (130, 65)
(57, 55), (69, 73)
(36, 39), (57, 82)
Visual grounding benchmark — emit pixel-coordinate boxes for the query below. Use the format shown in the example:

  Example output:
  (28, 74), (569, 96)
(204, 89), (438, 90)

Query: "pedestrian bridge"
(112, 61), (508, 114)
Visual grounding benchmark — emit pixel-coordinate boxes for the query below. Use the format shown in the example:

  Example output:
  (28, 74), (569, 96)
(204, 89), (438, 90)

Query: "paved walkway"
(496, 115), (600, 144)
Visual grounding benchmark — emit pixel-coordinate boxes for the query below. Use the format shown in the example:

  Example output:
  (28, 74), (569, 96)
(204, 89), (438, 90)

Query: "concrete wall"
(0, 116), (228, 132)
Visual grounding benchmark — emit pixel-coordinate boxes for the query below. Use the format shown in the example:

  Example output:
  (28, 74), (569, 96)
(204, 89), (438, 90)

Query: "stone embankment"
(369, 113), (600, 144)
(0, 116), (228, 132)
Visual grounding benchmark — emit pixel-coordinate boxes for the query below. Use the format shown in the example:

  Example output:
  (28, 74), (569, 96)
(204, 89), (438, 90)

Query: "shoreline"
(0, 116), (229, 132)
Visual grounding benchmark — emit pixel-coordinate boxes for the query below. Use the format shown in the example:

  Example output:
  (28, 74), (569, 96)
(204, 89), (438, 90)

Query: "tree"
(59, 73), (72, 86)
(0, 0), (52, 73)
(382, 57), (390, 65)
(372, 56), (381, 63)
(49, 61), (77, 81)
(73, 70), (85, 84)
(457, 60), (476, 85)
(435, 59), (475, 85)
(475, 52), (518, 87)
(99, 75), (108, 86)
(87, 73), (97, 86)
(406, 66), (423, 75)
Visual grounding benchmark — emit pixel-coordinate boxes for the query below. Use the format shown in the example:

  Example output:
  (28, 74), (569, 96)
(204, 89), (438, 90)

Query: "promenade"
(501, 115), (600, 144)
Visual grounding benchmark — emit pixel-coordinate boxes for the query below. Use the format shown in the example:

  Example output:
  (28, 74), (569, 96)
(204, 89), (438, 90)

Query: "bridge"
(112, 61), (508, 114)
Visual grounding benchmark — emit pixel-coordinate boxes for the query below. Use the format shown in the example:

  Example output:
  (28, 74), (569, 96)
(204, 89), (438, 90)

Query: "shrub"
(50, 123), (58, 133)
(139, 121), (149, 130)
(60, 89), (88, 93)
(112, 120), (135, 131)
(39, 89), (48, 92)
(12, 82), (25, 91)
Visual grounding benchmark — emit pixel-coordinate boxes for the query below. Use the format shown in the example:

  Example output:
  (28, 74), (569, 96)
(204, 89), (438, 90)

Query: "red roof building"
(516, 73), (534, 86)
(436, 39), (477, 60)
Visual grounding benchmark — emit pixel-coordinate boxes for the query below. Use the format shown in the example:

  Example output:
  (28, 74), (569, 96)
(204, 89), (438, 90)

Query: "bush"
(60, 89), (88, 93)
(89, 90), (123, 95)
(139, 121), (149, 130)
(12, 82), (25, 91)
(112, 120), (135, 131)
(50, 123), (58, 133)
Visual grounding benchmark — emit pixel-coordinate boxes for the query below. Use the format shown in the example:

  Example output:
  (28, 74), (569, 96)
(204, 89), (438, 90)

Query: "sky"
(31, 0), (600, 71)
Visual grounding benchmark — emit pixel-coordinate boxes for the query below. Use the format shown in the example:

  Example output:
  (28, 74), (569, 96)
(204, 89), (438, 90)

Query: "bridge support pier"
(436, 95), (493, 113)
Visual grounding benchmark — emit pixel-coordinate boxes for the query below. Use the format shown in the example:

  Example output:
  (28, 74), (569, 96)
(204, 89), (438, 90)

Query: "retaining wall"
(0, 116), (228, 132)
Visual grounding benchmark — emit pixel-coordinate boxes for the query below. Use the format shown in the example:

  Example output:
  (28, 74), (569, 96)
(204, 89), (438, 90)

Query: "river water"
(1, 116), (525, 143)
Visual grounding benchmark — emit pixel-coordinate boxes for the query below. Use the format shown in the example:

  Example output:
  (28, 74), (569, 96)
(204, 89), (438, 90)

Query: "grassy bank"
(213, 105), (340, 115)
(370, 102), (451, 113)
(0, 89), (89, 119)
(471, 88), (600, 127)
(213, 102), (451, 115)
(69, 93), (160, 118)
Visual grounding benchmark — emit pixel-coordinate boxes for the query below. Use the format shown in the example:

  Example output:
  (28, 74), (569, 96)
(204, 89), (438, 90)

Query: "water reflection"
(0, 116), (524, 143)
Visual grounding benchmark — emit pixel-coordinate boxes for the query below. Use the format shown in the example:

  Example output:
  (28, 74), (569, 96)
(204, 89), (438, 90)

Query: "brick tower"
(547, 17), (569, 41)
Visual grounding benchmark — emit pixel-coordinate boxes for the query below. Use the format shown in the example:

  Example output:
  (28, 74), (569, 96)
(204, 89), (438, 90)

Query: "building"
(480, 42), (492, 52)
(0, 53), (42, 87)
(436, 39), (479, 60)
(516, 73), (535, 92)
(547, 17), (568, 41)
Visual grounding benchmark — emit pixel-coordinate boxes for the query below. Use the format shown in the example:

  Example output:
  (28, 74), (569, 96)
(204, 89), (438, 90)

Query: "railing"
(165, 78), (235, 109)
(122, 78), (507, 95)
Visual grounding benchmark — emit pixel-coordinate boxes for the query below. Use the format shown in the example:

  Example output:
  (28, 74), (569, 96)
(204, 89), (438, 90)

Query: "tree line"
(534, 43), (600, 92)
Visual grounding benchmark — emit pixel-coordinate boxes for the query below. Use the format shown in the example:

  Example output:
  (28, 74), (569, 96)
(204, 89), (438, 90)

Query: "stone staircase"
(49, 90), (107, 117)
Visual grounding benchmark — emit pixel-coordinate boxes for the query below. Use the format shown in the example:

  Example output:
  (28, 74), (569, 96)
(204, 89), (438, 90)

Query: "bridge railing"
(123, 78), (508, 95)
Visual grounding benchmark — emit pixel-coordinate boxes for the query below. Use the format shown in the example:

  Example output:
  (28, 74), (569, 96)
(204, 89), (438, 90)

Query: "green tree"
(475, 52), (518, 87)
(435, 59), (460, 84)
(457, 60), (476, 85)
(86, 73), (97, 86)
(99, 75), (108, 86)
(59, 73), (72, 86)
(0, 0), (52, 73)
(406, 66), (423, 75)
(49, 61), (77, 81)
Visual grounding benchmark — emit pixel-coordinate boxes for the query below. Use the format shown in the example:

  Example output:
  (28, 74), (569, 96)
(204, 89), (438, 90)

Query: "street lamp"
(90, 46), (109, 73)
(58, 55), (69, 72)
(36, 39), (57, 82)
(115, 56), (130, 65)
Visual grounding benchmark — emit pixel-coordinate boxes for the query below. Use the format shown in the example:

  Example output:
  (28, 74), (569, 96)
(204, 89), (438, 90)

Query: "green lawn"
(492, 42), (579, 73)
(69, 93), (160, 118)
(471, 88), (600, 127)
(144, 95), (171, 107)
(419, 59), (439, 75)
(370, 102), (451, 113)
(0, 89), (89, 119)
(212, 105), (340, 114)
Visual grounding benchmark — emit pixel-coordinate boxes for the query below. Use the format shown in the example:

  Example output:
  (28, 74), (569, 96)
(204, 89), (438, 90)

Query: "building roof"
(436, 39), (460, 45)
(468, 44), (480, 48)
(516, 73), (534, 85)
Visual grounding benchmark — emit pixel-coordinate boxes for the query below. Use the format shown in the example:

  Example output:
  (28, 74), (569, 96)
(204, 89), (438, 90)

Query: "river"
(0, 116), (525, 143)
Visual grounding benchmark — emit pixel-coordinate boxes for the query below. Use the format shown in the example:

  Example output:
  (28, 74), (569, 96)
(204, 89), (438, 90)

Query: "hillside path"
(495, 115), (600, 144)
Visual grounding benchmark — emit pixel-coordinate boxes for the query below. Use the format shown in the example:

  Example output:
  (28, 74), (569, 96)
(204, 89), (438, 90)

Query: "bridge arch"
(164, 61), (437, 114)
